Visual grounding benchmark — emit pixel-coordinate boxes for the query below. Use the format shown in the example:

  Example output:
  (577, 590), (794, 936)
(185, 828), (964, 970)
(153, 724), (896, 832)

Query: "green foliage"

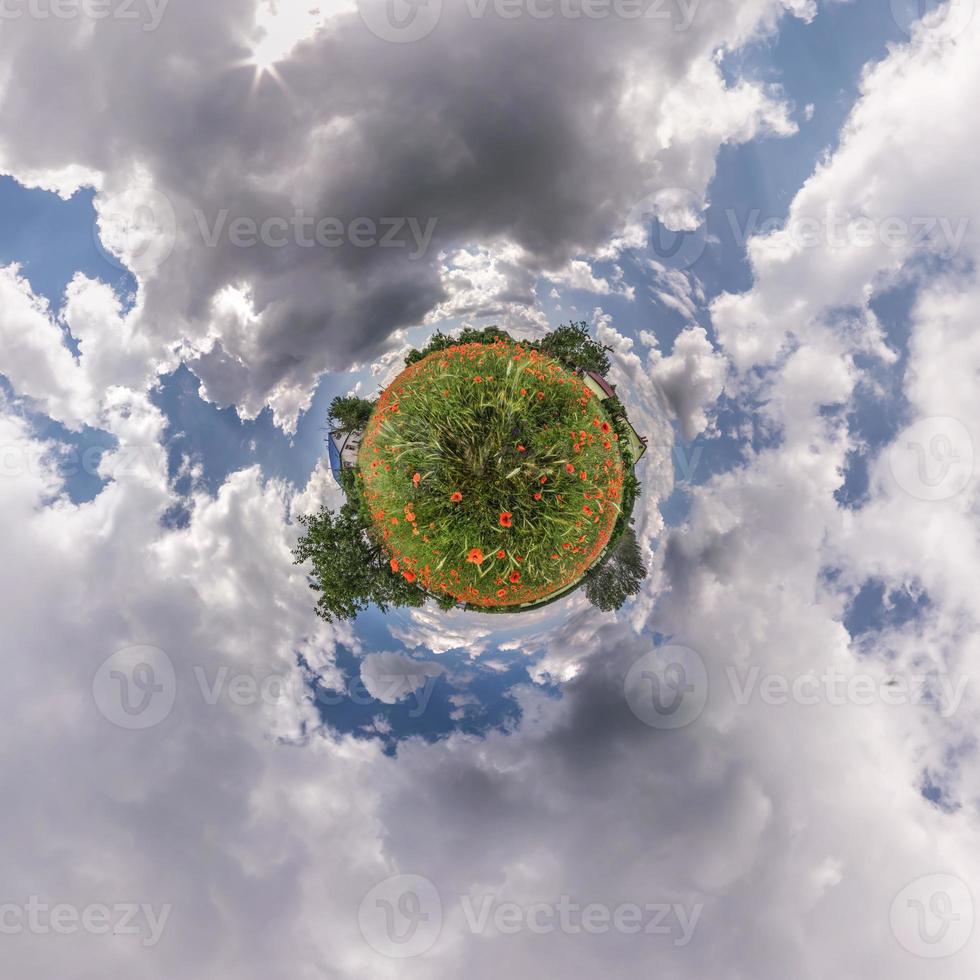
(537, 321), (612, 376)
(611, 470), (640, 543)
(405, 326), (514, 365)
(292, 470), (424, 623)
(404, 322), (613, 378)
(328, 395), (375, 433)
(585, 526), (647, 613)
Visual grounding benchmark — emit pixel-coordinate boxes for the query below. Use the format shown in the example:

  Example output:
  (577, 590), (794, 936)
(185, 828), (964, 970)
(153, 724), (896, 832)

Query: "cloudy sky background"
(1, 0), (979, 975)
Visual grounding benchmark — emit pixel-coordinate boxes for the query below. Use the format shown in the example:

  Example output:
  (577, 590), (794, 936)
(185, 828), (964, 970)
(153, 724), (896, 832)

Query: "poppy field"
(357, 340), (629, 608)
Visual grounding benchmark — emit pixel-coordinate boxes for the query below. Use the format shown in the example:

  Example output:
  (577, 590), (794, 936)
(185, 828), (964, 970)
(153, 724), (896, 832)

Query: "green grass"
(357, 341), (630, 608)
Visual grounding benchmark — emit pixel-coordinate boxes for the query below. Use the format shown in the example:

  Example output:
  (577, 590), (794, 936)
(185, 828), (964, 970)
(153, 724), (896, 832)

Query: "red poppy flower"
(601, 421), (611, 434)
(450, 492), (463, 503)
(496, 550), (506, 559)
(539, 476), (548, 485)
(509, 571), (521, 584)
(565, 463), (575, 474)
(403, 571), (417, 584)
(390, 559), (399, 573)
(533, 492), (542, 501)
(517, 444), (526, 453)
(412, 472), (421, 485)
(583, 505), (593, 516)
(497, 589), (507, 598)
(499, 512), (513, 528)
(466, 548), (485, 565)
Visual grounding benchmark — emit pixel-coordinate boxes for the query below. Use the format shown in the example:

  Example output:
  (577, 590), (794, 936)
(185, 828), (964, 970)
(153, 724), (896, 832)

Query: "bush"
(585, 526), (647, 612)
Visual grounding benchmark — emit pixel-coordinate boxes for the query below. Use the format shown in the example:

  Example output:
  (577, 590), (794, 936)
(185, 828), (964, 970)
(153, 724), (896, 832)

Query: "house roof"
(585, 370), (617, 399)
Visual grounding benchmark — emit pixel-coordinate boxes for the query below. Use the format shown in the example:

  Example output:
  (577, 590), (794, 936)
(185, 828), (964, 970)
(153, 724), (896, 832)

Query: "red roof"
(585, 371), (616, 399)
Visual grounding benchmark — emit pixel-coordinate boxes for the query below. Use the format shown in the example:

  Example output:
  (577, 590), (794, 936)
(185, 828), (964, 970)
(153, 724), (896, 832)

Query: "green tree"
(328, 395), (375, 433)
(537, 321), (612, 376)
(585, 527), (647, 612)
(404, 326), (514, 365)
(293, 474), (424, 622)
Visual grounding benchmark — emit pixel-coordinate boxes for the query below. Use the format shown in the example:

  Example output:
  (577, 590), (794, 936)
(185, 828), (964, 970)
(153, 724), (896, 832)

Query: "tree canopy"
(328, 395), (376, 433)
(293, 472), (425, 622)
(585, 526), (647, 612)
(403, 321), (612, 377)
(536, 321), (613, 376)
(404, 326), (513, 365)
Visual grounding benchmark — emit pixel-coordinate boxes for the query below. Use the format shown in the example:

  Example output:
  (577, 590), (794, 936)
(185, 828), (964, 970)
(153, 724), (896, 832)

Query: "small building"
(581, 371), (647, 464)
(585, 370), (617, 400)
(328, 428), (363, 480)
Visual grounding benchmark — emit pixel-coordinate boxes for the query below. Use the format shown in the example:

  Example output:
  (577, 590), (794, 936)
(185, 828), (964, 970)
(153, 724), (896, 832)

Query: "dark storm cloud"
(0, 0), (799, 427)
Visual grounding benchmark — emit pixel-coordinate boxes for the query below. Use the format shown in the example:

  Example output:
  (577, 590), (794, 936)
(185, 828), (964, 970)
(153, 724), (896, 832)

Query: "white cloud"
(360, 651), (444, 705)
(649, 324), (727, 440)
